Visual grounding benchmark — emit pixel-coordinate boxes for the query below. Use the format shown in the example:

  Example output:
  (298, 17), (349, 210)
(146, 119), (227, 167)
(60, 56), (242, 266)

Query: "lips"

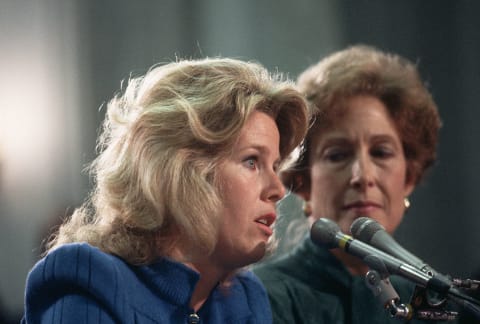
(343, 200), (381, 213)
(255, 213), (276, 227)
(255, 213), (276, 236)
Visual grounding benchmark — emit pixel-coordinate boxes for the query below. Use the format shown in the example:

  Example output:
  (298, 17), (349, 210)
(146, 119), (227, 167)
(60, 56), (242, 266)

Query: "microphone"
(350, 217), (480, 320)
(310, 218), (451, 294)
(350, 217), (435, 276)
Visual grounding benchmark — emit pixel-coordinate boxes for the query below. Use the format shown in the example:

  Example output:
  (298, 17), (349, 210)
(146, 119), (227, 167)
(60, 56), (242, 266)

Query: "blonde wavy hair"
(47, 57), (309, 265)
(283, 45), (441, 194)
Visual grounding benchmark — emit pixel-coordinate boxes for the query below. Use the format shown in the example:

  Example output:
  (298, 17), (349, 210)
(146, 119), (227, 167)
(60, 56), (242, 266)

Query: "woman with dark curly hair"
(255, 45), (447, 324)
(22, 57), (310, 323)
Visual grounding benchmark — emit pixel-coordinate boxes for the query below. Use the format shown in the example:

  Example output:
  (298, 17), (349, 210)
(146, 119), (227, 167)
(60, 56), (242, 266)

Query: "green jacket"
(254, 236), (456, 324)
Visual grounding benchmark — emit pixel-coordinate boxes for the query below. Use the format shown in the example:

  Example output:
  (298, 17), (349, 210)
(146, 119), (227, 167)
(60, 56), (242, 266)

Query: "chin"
(247, 244), (267, 264)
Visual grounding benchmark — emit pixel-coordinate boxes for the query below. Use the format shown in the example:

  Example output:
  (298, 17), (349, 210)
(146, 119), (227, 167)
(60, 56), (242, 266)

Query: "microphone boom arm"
(310, 217), (480, 320)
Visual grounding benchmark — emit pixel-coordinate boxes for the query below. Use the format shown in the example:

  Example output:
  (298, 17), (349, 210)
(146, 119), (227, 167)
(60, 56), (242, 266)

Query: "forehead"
(235, 111), (280, 150)
(312, 96), (401, 145)
(241, 110), (275, 133)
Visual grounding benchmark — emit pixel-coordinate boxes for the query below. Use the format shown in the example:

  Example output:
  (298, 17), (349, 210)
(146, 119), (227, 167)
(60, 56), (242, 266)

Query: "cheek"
(310, 165), (338, 196)
(223, 190), (246, 216)
(221, 178), (256, 220)
(389, 167), (409, 200)
(220, 170), (250, 205)
(309, 167), (337, 211)
(384, 168), (409, 233)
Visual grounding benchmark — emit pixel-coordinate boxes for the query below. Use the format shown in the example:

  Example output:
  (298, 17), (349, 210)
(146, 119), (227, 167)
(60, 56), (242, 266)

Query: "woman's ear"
(404, 179), (415, 198)
(404, 166), (416, 197)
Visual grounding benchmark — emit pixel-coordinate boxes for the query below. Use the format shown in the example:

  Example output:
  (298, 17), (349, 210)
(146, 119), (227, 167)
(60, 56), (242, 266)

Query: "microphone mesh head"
(310, 218), (340, 249)
(350, 217), (384, 242)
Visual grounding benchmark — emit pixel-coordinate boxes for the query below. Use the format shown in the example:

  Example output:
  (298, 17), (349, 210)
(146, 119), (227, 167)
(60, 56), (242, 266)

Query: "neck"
(185, 261), (231, 312)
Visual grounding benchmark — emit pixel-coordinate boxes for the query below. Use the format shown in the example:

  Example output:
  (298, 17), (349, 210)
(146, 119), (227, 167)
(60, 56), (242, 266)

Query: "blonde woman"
(23, 58), (310, 323)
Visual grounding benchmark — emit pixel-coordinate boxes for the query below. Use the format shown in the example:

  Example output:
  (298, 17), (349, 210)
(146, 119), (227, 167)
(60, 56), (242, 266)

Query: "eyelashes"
(321, 146), (396, 163)
(243, 156), (259, 170)
(242, 155), (280, 173)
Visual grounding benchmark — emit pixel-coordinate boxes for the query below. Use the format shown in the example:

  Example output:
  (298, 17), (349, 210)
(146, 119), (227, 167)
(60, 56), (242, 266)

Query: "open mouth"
(255, 214), (276, 227)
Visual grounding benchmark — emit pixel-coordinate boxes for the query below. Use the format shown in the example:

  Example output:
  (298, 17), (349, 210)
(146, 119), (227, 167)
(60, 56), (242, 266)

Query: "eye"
(371, 146), (394, 159)
(243, 156), (258, 170)
(323, 148), (350, 162)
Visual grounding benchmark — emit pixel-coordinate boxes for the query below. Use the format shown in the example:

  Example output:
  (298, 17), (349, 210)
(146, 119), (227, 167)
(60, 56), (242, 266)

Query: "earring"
(302, 201), (312, 217)
(404, 197), (411, 212)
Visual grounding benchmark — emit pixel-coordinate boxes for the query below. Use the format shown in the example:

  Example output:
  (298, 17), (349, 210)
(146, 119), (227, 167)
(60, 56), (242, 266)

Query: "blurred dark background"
(1, 0), (479, 322)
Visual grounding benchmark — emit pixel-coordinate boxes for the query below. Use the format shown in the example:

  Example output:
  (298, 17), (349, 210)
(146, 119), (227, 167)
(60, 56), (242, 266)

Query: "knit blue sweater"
(23, 243), (272, 323)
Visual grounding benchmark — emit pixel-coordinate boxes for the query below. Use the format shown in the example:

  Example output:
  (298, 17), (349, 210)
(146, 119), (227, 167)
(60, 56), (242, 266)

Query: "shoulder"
(254, 257), (332, 300)
(223, 270), (272, 322)
(232, 270), (270, 304)
(42, 241), (124, 269)
(25, 243), (136, 322)
(253, 257), (344, 323)
(254, 255), (305, 291)
(234, 269), (268, 295)
(27, 242), (130, 292)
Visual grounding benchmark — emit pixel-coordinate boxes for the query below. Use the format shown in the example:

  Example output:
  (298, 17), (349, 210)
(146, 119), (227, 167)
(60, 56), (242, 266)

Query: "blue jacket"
(23, 243), (272, 323)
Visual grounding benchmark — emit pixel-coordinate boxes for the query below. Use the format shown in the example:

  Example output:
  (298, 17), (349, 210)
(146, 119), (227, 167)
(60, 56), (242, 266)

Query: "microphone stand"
(406, 285), (458, 321)
(309, 217), (480, 320)
(452, 278), (480, 291)
(448, 278), (480, 320)
(363, 255), (461, 321)
(364, 269), (413, 319)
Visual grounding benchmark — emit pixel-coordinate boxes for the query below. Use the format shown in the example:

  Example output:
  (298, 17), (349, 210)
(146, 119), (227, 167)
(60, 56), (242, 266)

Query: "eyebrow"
(239, 144), (282, 164)
(321, 133), (398, 144)
(369, 134), (399, 146)
(372, 133), (396, 140)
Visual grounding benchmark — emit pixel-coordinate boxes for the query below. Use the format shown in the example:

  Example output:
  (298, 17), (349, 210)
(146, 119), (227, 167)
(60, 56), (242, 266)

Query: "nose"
(263, 170), (286, 202)
(350, 155), (375, 190)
